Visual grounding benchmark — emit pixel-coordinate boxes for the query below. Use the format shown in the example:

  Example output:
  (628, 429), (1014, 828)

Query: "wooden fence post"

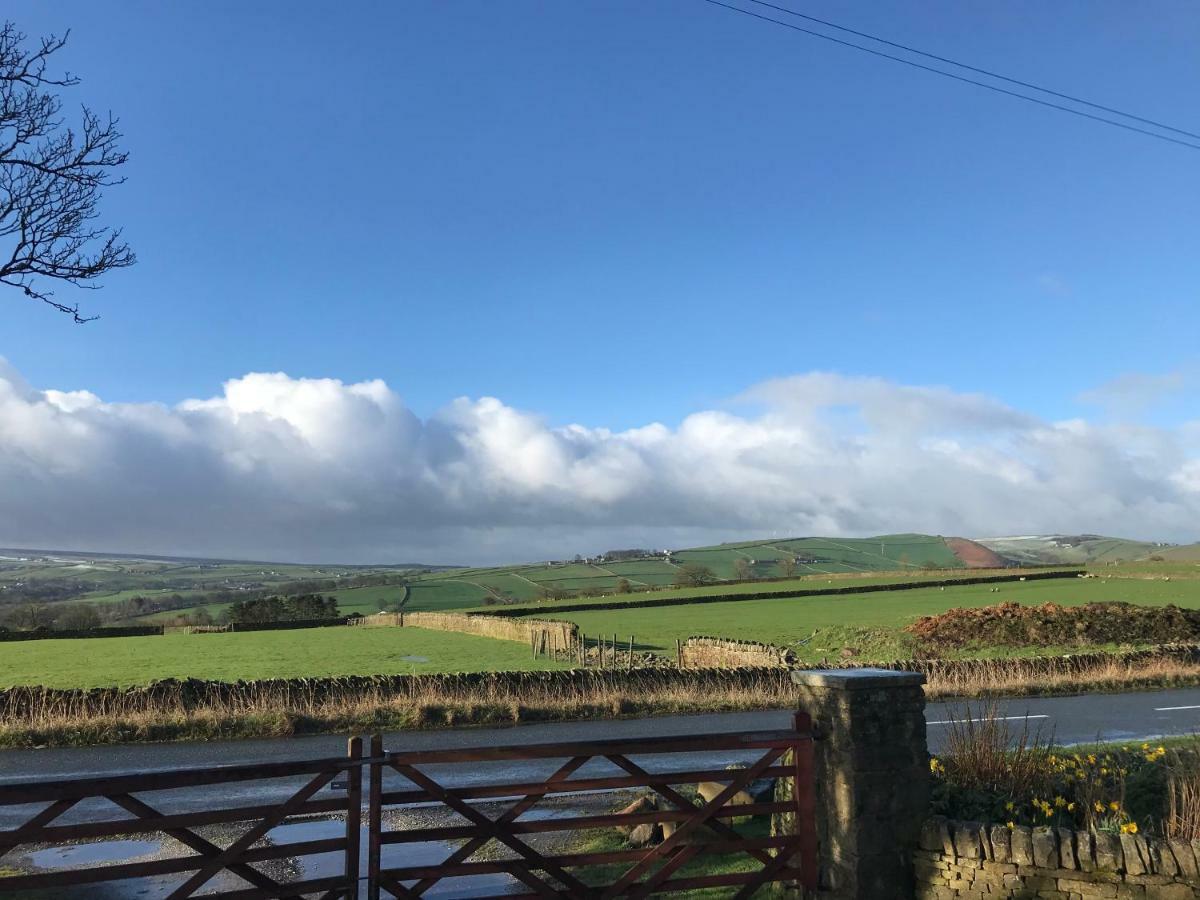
(627, 635), (634, 670)
(792, 711), (817, 894)
(367, 733), (383, 900)
(676, 639), (682, 667)
(345, 736), (362, 899)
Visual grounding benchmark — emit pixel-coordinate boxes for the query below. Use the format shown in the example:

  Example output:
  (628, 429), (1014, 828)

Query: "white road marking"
(1154, 705), (1200, 712)
(927, 715), (1049, 726)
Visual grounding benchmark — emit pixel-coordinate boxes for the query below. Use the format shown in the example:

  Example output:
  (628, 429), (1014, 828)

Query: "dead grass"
(1166, 738), (1200, 841)
(920, 655), (1200, 700)
(938, 700), (1055, 798)
(5, 653), (1200, 748)
(0, 671), (799, 748)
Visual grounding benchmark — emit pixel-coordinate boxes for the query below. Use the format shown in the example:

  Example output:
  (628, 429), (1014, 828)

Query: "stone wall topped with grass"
(917, 817), (1200, 899)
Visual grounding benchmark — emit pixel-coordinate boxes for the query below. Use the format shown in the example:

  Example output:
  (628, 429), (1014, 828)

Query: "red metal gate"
(367, 712), (816, 898)
(0, 738), (365, 898)
(0, 714), (816, 898)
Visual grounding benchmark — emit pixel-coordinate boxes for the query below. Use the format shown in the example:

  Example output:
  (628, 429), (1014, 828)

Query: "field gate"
(0, 715), (817, 898)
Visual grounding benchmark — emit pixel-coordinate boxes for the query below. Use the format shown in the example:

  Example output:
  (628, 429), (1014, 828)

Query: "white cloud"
(1079, 371), (1188, 417)
(0, 360), (1197, 563)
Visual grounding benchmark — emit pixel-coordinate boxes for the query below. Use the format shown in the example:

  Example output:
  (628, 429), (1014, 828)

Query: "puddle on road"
(11, 791), (634, 898)
(28, 838), (161, 868)
(13, 816), (522, 898)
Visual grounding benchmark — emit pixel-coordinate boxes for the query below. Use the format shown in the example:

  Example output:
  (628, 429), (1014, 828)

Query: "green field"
(669, 533), (964, 579)
(82, 588), (209, 605)
(468, 568), (1064, 616)
(10, 535), (1200, 641)
(7, 572), (1200, 690)
(353, 533), (987, 611)
(133, 602), (233, 624)
(0, 626), (569, 689)
(542, 575), (1200, 663)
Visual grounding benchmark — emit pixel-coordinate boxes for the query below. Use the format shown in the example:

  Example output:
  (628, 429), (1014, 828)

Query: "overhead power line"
(740, 0), (1200, 142)
(700, 0), (1200, 152)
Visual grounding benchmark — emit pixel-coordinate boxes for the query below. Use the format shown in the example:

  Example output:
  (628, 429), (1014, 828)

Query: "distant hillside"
(0, 533), (1018, 625)
(668, 534), (999, 579)
(1158, 544), (1200, 563)
(373, 533), (1005, 613)
(974, 534), (1175, 566)
(0, 547), (451, 570)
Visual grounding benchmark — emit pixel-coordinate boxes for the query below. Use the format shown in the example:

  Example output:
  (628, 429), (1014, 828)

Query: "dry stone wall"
(679, 636), (795, 668)
(0, 666), (794, 720)
(677, 639), (1200, 680)
(917, 817), (1200, 899)
(484, 569), (1083, 618)
(400, 611), (577, 647)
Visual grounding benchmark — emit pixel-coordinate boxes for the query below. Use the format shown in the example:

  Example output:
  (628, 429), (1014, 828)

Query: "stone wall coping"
(790, 667), (927, 689)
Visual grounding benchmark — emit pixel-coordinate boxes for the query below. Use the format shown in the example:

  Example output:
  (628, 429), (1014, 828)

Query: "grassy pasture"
(544, 575), (1200, 663)
(1161, 545), (1200, 562)
(328, 581), (510, 615)
(324, 584), (410, 615)
(667, 533), (964, 579)
(405, 581), (493, 610)
(0, 626), (569, 689)
(1104, 561), (1200, 577)
(467, 573), (542, 601)
(81, 588), (209, 605)
(470, 568), (1065, 616)
(133, 602), (233, 624)
(518, 563), (600, 582)
(384, 533), (976, 607)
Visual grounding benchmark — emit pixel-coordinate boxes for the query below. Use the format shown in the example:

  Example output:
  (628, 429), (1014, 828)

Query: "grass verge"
(6, 652), (1200, 749)
(560, 817), (787, 898)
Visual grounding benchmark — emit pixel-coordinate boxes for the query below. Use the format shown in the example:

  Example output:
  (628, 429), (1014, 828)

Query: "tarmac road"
(2, 684), (1200, 815)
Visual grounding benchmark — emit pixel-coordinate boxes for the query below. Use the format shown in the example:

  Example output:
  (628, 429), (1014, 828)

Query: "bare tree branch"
(0, 21), (133, 322)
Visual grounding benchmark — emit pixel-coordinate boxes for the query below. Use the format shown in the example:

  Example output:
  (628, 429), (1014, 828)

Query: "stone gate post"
(778, 668), (930, 898)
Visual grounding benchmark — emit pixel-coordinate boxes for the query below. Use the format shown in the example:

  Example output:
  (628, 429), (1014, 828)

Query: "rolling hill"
(328, 533), (1007, 613)
(15, 532), (1159, 625)
(973, 534), (1177, 566)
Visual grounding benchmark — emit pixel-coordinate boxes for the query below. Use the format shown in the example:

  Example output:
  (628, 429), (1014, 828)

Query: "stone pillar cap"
(789, 667), (926, 689)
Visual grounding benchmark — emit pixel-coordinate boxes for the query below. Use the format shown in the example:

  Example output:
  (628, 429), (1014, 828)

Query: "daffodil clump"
(930, 743), (1170, 834)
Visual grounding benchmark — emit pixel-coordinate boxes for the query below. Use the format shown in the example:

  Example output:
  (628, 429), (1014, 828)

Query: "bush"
(908, 601), (1200, 650)
(226, 594), (340, 625)
(673, 564), (717, 588)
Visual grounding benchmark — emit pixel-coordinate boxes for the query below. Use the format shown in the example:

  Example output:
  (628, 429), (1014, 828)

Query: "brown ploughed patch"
(944, 537), (1008, 568)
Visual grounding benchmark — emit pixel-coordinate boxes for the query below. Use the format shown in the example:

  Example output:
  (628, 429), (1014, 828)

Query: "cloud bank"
(0, 360), (1197, 564)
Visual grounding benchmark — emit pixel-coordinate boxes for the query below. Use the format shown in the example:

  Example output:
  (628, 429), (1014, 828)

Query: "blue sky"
(0, 2), (1198, 562)
(3, 0), (1197, 429)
